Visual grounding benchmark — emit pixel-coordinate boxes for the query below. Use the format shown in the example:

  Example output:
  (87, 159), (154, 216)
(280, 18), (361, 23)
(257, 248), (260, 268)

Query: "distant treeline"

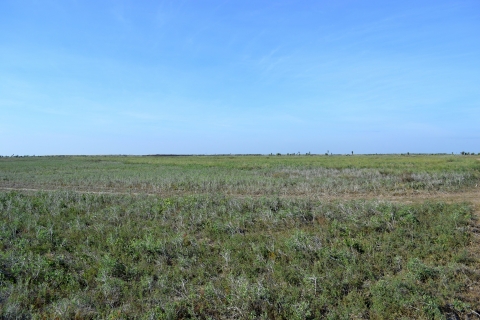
(1, 152), (478, 158)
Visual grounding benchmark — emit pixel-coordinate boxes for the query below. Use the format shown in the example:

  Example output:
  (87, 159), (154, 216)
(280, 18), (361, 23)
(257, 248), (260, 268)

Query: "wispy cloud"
(257, 46), (287, 73)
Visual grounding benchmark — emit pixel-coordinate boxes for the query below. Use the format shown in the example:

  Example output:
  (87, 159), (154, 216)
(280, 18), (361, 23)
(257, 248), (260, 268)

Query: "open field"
(1, 155), (480, 319)
(1, 155), (479, 196)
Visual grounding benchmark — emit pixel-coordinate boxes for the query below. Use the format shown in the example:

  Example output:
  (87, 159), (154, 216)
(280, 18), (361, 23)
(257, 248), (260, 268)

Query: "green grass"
(1, 155), (479, 196)
(1, 191), (479, 319)
(1, 155), (479, 318)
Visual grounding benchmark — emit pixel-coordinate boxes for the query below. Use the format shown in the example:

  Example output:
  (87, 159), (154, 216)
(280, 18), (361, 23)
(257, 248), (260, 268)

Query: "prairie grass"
(1, 155), (479, 318)
(1, 191), (479, 318)
(0, 155), (478, 196)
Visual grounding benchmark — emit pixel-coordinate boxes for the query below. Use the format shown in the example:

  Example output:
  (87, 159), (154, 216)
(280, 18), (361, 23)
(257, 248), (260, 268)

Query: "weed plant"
(1, 191), (479, 318)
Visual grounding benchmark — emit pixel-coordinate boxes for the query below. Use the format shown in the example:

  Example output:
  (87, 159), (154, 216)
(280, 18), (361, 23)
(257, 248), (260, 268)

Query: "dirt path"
(1, 186), (478, 204)
(1, 186), (479, 223)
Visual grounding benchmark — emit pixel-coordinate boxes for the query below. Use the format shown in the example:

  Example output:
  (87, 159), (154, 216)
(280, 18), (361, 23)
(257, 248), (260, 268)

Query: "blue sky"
(1, 0), (479, 155)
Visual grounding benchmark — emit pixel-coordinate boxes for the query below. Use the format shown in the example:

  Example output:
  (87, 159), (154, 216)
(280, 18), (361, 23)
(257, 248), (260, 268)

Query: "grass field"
(1, 155), (480, 319)
(1, 155), (479, 196)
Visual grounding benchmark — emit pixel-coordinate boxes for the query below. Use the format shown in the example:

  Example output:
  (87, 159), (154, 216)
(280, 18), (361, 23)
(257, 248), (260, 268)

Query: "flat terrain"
(1, 155), (480, 319)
